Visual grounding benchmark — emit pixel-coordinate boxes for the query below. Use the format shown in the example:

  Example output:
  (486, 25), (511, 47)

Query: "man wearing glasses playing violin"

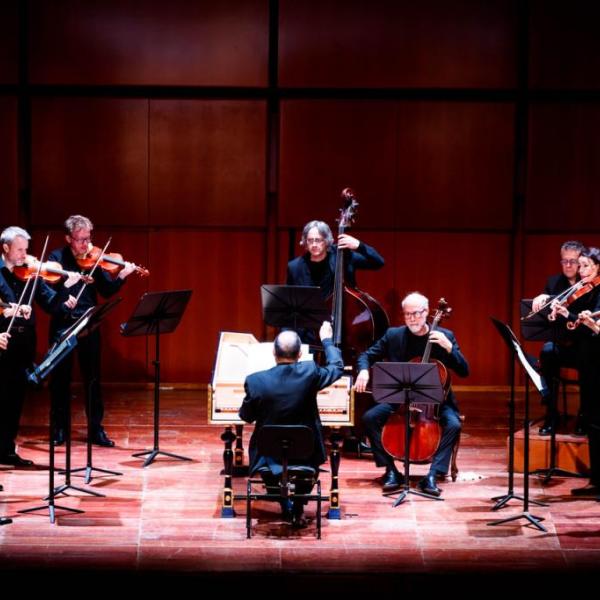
(48, 215), (136, 448)
(531, 240), (586, 436)
(354, 292), (469, 497)
(0, 226), (80, 467)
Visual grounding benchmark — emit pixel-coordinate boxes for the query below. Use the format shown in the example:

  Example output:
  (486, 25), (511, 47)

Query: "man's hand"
(354, 369), (370, 393)
(18, 305), (32, 320)
(532, 293), (550, 313)
(64, 295), (78, 310)
(429, 330), (452, 353)
(337, 234), (360, 251)
(319, 320), (333, 341)
(0, 332), (10, 351)
(118, 262), (136, 280)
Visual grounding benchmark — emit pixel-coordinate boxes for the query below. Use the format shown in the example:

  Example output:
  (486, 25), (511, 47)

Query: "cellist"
(354, 292), (469, 496)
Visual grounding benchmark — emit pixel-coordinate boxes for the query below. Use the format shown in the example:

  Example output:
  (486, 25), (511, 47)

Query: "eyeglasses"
(403, 309), (427, 319)
(71, 236), (91, 243)
(306, 237), (325, 245)
(560, 259), (579, 266)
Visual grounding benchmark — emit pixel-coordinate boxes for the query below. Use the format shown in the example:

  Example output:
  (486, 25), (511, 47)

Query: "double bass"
(381, 298), (452, 463)
(329, 188), (390, 365)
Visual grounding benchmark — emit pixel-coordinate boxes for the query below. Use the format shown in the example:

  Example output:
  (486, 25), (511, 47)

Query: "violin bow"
(74, 237), (112, 303)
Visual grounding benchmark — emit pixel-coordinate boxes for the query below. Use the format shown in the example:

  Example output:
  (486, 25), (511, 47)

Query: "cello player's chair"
(245, 425), (324, 539)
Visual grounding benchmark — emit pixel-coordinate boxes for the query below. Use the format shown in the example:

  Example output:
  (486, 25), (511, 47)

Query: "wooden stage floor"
(1, 388), (599, 589)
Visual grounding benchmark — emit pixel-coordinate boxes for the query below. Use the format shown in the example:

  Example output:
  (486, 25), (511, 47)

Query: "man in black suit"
(48, 215), (136, 447)
(355, 292), (469, 497)
(531, 240), (586, 435)
(239, 321), (343, 527)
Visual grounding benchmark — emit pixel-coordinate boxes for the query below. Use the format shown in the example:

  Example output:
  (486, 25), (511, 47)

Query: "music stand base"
(533, 467), (585, 484)
(18, 503), (84, 524)
(45, 483), (105, 499)
(384, 485), (444, 506)
(491, 492), (548, 511)
(487, 511), (547, 532)
(68, 465), (123, 485)
(132, 448), (192, 467)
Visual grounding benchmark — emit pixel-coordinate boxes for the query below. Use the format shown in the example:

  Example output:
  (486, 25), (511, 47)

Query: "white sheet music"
(512, 340), (543, 393)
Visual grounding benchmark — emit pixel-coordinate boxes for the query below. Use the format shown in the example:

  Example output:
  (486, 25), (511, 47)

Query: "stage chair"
(245, 425), (324, 539)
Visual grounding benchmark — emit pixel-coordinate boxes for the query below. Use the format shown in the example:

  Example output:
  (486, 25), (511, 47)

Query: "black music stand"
(19, 305), (106, 523)
(122, 289), (192, 467)
(66, 298), (123, 484)
(261, 285), (329, 331)
(487, 318), (548, 531)
(372, 362), (444, 506)
(520, 299), (581, 482)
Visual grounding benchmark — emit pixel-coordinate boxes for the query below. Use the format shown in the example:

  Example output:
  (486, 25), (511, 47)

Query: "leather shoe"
(418, 473), (442, 497)
(538, 415), (557, 436)
(1, 517), (12, 526)
(0, 453), (34, 467)
(90, 429), (115, 447)
(382, 467), (404, 492)
(571, 483), (600, 497)
(53, 428), (65, 446)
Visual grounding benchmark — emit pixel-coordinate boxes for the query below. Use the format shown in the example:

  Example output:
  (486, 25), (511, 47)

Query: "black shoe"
(0, 453), (34, 467)
(291, 506), (308, 529)
(382, 467), (404, 492)
(0, 517), (12, 526)
(90, 429), (115, 447)
(53, 428), (65, 446)
(574, 413), (586, 436)
(418, 473), (442, 497)
(571, 483), (600, 497)
(538, 416), (557, 436)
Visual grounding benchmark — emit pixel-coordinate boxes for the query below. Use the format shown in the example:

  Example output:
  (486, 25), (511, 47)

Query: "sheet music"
(512, 340), (544, 393)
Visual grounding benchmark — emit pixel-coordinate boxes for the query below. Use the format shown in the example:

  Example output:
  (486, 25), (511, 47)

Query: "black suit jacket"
(356, 325), (469, 408)
(239, 338), (344, 474)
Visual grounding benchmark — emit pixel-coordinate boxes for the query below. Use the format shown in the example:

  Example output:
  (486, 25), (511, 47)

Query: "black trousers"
(539, 340), (579, 417)
(0, 328), (35, 456)
(49, 328), (104, 434)
(362, 401), (461, 477)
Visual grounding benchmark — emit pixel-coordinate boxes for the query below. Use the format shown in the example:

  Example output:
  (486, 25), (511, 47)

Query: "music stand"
(487, 318), (548, 532)
(66, 298), (124, 484)
(372, 362), (444, 506)
(19, 306), (104, 523)
(261, 285), (329, 331)
(122, 289), (192, 467)
(520, 299), (581, 482)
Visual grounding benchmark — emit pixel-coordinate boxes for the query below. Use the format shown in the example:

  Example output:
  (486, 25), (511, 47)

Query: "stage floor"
(1, 388), (599, 587)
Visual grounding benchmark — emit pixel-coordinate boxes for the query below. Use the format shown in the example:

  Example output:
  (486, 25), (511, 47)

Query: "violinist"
(549, 249), (600, 449)
(532, 240), (586, 436)
(354, 292), (469, 496)
(47, 215), (136, 448)
(0, 226), (79, 467)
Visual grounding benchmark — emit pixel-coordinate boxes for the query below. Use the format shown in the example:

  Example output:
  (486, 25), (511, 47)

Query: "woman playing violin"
(47, 215), (137, 448)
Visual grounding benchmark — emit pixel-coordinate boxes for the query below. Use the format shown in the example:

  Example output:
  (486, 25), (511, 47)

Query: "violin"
(548, 274), (600, 321)
(381, 298), (452, 463)
(76, 245), (149, 278)
(13, 255), (93, 285)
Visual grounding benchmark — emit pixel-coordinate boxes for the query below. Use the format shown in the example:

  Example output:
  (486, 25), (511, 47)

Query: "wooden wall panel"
(149, 100), (267, 227)
(30, 97), (148, 228)
(526, 103), (600, 232)
(279, 0), (517, 88)
(279, 100), (398, 229)
(28, 0), (268, 86)
(529, 0), (600, 89)
(0, 1), (18, 84)
(393, 232), (512, 386)
(0, 96), (18, 225)
(396, 102), (515, 230)
(148, 231), (265, 383)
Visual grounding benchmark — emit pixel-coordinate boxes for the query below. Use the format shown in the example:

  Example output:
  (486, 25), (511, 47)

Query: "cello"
(329, 188), (390, 365)
(381, 298), (452, 463)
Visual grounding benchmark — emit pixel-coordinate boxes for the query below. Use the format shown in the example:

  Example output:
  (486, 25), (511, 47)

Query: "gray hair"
(274, 330), (302, 360)
(561, 240), (586, 255)
(401, 292), (429, 310)
(64, 215), (93, 235)
(299, 220), (334, 249)
(1, 226), (30, 246)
